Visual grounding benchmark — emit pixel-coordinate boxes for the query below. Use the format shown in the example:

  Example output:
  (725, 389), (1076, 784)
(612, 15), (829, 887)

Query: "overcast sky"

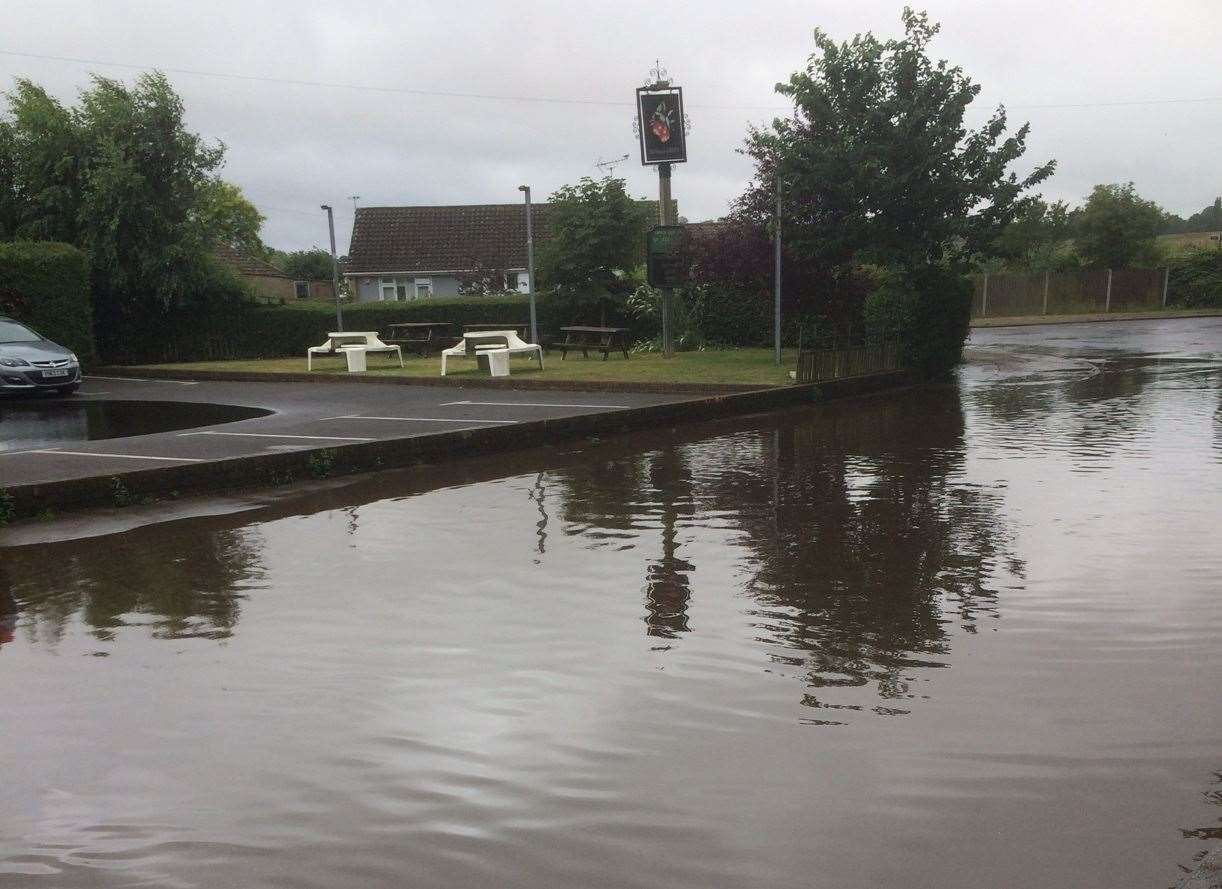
(4, 0), (1221, 254)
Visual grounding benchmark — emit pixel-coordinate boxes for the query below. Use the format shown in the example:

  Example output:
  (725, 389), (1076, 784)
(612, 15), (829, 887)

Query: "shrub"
(1167, 248), (1222, 308)
(101, 292), (658, 365)
(864, 264), (972, 377)
(0, 241), (94, 361)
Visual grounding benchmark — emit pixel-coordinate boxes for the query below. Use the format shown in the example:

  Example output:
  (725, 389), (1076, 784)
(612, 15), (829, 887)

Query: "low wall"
(3, 371), (914, 520)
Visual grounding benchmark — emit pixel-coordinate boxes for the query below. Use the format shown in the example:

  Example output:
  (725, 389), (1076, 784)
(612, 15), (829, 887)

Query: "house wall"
(350, 275), (464, 303)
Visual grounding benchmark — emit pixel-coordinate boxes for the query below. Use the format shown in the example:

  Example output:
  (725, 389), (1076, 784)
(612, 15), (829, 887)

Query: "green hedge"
(0, 241), (95, 362)
(103, 292), (656, 364)
(1167, 248), (1222, 308)
(864, 264), (972, 377)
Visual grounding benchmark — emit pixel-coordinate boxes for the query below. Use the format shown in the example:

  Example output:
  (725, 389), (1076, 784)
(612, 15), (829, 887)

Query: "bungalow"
(344, 203), (552, 303)
(214, 243), (336, 304)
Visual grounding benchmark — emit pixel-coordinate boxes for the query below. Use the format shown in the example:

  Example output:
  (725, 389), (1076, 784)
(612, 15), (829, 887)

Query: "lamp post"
(518, 185), (538, 345)
(773, 177), (782, 367)
(321, 204), (343, 332)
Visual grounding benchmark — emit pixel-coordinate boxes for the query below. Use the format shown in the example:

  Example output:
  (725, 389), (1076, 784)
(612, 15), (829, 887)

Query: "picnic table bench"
(382, 322), (453, 356)
(557, 326), (630, 360)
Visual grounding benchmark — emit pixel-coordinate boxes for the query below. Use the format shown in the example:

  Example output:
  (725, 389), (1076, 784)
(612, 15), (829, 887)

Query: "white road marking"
(319, 414), (518, 424)
(86, 375), (199, 385)
(29, 449), (204, 462)
(439, 400), (631, 409)
(179, 431), (375, 442)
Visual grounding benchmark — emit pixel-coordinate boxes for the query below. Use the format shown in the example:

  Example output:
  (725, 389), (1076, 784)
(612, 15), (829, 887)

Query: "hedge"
(102, 292), (657, 365)
(0, 241), (95, 362)
(864, 265), (972, 378)
(1167, 248), (1222, 309)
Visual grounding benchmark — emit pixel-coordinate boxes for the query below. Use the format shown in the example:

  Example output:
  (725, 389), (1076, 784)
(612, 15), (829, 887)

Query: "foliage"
(864, 264), (972, 377)
(100, 293), (653, 365)
(271, 248), (335, 282)
(537, 176), (651, 311)
(0, 240), (94, 360)
(0, 72), (264, 357)
(194, 179), (265, 255)
(455, 263), (512, 295)
(739, 8), (1053, 274)
(1073, 183), (1165, 268)
(624, 284), (704, 351)
(1161, 197), (1222, 235)
(1166, 247), (1222, 308)
(991, 198), (1074, 270)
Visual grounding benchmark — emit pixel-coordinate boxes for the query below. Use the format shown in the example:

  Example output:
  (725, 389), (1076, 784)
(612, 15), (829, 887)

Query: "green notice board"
(647, 225), (688, 288)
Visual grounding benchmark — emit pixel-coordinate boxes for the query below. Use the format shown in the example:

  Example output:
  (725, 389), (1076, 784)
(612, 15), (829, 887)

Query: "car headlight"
(0, 357), (30, 368)
(68, 353), (79, 365)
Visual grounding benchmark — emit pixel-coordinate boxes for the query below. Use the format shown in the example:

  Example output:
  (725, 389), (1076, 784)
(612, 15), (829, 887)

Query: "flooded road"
(0, 399), (270, 452)
(1, 318), (1219, 888)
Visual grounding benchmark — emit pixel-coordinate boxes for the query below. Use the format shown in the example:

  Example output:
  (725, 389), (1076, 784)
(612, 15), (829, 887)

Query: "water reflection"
(0, 399), (271, 452)
(0, 565), (16, 650)
(3, 528), (264, 643)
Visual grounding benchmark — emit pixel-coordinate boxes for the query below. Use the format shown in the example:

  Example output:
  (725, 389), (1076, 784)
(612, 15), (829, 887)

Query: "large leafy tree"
(0, 72), (262, 341)
(538, 176), (650, 305)
(740, 8), (1054, 274)
(992, 197), (1073, 269)
(1073, 183), (1164, 268)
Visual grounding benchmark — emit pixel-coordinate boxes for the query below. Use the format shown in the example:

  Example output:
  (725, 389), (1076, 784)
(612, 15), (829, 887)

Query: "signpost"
(636, 66), (687, 357)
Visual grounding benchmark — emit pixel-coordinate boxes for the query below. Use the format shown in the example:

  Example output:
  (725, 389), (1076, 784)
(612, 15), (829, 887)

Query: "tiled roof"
(346, 204), (555, 275)
(214, 242), (291, 279)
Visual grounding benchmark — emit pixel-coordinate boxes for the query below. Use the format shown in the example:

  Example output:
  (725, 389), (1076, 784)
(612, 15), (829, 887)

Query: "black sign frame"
(636, 86), (687, 166)
(647, 225), (688, 288)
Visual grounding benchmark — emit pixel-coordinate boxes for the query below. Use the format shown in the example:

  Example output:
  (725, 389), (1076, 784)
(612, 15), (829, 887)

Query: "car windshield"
(0, 320), (41, 343)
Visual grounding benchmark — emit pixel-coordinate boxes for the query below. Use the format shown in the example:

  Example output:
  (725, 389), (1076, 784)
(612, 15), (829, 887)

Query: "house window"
(294, 280), (310, 300)
(414, 278), (433, 298)
(506, 271), (519, 291)
(396, 280), (409, 301)
(379, 277), (396, 301)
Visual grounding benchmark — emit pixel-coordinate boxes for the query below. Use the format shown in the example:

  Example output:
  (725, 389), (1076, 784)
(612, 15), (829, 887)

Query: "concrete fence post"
(1105, 268), (1113, 313)
(1043, 271), (1050, 315)
(1162, 267), (1170, 308)
(981, 273), (989, 317)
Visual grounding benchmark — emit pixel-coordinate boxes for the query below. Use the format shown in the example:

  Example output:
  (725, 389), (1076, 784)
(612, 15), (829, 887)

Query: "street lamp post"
(773, 177), (782, 367)
(321, 204), (343, 332)
(518, 185), (538, 345)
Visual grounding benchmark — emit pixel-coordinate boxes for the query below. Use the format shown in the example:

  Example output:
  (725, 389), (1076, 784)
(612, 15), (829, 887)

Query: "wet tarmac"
(0, 317), (1219, 888)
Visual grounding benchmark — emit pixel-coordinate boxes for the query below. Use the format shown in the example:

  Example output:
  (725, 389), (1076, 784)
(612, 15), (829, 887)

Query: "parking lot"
(0, 375), (690, 488)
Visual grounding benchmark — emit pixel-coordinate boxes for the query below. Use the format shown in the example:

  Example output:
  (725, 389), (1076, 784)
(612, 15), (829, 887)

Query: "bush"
(101, 292), (658, 365)
(1167, 248), (1222, 308)
(864, 264), (972, 377)
(0, 241), (95, 361)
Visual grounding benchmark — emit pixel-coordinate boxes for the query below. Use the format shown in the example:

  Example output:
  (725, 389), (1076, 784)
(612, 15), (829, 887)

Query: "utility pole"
(518, 185), (538, 345)
(321, 204), (343, 331)
(774, 177), (782, 367)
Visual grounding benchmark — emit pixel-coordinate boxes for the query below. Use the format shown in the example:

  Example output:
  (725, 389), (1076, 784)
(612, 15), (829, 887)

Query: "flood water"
(0, 399), (270, 452)
(1, 319), (1219, 888)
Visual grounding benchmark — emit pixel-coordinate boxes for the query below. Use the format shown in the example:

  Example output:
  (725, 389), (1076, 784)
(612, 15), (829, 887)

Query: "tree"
(1073, 183), (1165, 268)
(992, 197), (1073, 269)
(0, 72), (259, 353)
(272, 248), (335, 281)
(740, 8), (1054, 275)
(538, 176), (650, 313)
(194, 179), (265, 256)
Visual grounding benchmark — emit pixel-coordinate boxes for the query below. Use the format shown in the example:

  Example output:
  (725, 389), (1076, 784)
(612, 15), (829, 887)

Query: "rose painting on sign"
(636, 87), (687, 165)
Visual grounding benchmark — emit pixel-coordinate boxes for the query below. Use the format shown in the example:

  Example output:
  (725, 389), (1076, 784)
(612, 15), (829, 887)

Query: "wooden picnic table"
(382, 322), (454, 356)
(558, 326), (631, 360)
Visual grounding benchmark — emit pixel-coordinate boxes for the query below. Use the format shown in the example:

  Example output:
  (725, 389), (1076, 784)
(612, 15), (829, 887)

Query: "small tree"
(538, 176), (650, 321)
(275, 248), (335, 281)
(992, 198), (1074, 270)
(1073, 183), (1165, 268)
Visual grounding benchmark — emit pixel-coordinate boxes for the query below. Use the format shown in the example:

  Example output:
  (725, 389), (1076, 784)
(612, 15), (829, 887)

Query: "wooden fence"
(972, 268), (1169, 318)
(796, 341), (900, 383)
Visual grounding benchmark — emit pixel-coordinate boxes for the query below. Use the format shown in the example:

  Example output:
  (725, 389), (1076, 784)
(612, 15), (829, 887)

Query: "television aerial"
(595, 154), (630, 176)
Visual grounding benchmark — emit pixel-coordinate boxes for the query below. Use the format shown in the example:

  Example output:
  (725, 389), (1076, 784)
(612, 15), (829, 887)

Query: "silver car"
(0, 316), (82, 395)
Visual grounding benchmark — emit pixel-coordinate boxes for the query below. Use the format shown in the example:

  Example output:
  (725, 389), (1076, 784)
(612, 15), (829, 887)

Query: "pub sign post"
(636, 75), (687, 357)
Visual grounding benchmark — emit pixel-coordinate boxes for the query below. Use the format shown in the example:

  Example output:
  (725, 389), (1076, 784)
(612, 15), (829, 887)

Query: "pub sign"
(636, 86), (687, 165)
(646, 225), (689, 288)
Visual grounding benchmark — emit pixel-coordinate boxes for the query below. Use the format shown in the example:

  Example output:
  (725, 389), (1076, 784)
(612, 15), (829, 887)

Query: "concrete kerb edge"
(88, 366), (763, 395)
(2, 370), (915, 521)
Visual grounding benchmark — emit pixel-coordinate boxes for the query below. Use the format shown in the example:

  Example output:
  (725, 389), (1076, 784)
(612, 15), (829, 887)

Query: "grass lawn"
(138, 348), (802, 388)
